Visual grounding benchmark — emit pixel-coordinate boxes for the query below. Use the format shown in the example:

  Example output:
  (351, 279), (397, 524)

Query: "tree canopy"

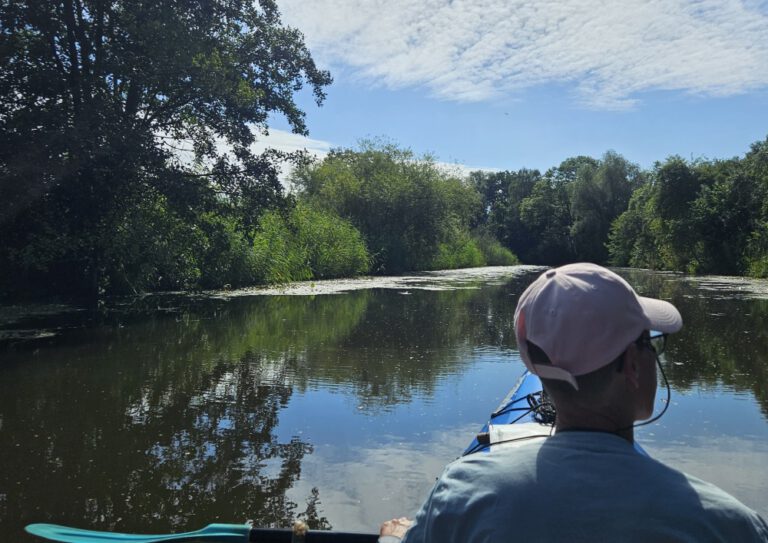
(0, 0), (331, 299)
(608, 139), (768, 276)
(473, 152), (641, 266)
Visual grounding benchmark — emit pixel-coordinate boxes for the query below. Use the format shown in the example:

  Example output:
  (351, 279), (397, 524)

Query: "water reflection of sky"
(278, 349), (768, 531)
(639, 384), (768, 519)
(277, 351), (524, 531)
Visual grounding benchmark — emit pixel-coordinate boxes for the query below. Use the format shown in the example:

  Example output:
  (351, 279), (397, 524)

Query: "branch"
(62, 0), (83, 113)
(46, 32), (69, 105)
(93, 0), (105, 76)
(72, 0), (92, 79)
(178, 169), (249, 178)
(124, 77), (141, 118)
(144, 91), (193, 126)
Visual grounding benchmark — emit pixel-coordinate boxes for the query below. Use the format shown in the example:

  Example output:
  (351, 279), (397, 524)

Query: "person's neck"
(555, 410), (635, 443)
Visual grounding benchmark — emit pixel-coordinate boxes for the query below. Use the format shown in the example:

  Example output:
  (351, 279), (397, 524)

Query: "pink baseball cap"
(514, 263), (682, 389)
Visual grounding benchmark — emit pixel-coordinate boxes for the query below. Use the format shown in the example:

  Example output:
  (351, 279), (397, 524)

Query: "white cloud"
(164, 128), (496, 183)
(250, 129), (335, 185)
(250, 128), (333, 159)
(278, 0), (768, 109)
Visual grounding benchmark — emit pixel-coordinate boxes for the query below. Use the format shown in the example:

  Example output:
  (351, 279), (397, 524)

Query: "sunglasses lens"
(650, 335), (665, 355)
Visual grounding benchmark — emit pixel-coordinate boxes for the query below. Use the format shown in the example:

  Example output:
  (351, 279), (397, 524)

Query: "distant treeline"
(471, 137), (768, 277)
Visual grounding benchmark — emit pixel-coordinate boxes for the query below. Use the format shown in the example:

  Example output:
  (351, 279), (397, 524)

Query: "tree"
(0, 0), (331, 299)
(569, 152), (643, 263)
(651, 157), (706, 271)
(689, 159), (759, 275)
(546, 155), (599, 184)
(607, 182), (659, 268)
(743, 138), (768, 277)
(292, 141), (483, 273)
(518, 178), (573, 265)
(470, 169), (540, 261)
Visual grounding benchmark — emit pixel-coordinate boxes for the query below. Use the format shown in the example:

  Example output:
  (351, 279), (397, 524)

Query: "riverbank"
(0, 266), (542, 349)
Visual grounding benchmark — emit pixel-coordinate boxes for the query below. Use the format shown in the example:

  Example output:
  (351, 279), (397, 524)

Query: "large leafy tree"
(471, 169), (540, 261)
(652, 157), (705, 271)
(0, 0), (331, 298)
(568, 151), (643, 263)
(743, 138), (768, 276)
(690, 159), (759, 275)
(607, 182), (660, 268)
(518, 177), (573, 265)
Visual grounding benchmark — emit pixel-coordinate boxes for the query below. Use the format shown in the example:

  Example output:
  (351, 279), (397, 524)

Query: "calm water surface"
(1, 267), (767, 541)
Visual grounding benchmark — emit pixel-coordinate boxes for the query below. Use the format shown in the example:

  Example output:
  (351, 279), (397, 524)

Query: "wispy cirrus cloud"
(278, 0), (768, 109)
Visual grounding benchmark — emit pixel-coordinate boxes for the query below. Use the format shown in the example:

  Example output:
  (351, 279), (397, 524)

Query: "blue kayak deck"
(464, 371), (550, 455)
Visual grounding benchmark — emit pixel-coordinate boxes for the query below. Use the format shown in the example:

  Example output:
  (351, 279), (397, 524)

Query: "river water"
(1, 266), (767, 540)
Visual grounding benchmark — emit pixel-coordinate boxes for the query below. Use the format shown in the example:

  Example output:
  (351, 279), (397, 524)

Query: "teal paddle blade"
(25, 523), (251, 543)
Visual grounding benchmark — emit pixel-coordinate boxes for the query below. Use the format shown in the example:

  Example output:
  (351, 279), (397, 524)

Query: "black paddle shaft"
(249, 527), (379, 543)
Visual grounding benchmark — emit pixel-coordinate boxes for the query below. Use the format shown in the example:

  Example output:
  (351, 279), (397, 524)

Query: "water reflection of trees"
(2, 280), (533, 540)
(279, 280), (529, 412)
(617, 270), (768, 419)
(6, 268), (766, 541)
(0, 294), (371, 540)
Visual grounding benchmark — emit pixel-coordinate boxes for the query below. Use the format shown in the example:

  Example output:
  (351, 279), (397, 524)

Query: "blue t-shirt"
(402, 431), (768, 542)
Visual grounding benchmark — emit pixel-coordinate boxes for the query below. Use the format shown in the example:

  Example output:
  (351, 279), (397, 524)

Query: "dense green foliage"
(0, 0), (331, 299)
(0, 0), (516, 303)
(292, 141), (517, 274)
(469, 138), (768, 277)
(608, 139), (768, 276)
(472, 152), (641, 265)
(252, 202), (370, 283)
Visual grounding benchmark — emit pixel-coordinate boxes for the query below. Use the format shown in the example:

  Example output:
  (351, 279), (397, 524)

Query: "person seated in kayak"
(379, 263), (768, 543)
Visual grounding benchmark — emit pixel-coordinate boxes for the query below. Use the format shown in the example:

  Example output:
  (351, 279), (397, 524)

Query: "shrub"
(429, 231), (485, 270)
(253, 203), (370, 283)
(472, 230), (519, 266)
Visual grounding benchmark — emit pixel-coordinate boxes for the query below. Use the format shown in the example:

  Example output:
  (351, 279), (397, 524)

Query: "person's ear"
(623, 344), (641, 389)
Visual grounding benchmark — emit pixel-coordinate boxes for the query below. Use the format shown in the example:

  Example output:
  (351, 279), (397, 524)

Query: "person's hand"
(379, 517), (413, 539)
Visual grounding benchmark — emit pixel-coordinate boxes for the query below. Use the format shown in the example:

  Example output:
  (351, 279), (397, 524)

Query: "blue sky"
(259, 0), (768, 175)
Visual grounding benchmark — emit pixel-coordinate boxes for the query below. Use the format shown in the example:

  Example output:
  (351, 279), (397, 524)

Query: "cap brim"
(638, 296), (683, 334)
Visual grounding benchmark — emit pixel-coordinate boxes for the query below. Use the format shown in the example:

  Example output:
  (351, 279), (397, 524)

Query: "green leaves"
(607, 144), (768, 277)
(292, 141), (488, 274)
(474, 153), (640, 266)
(0, 0), (331, 299)
(252, 203), (370, 284)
